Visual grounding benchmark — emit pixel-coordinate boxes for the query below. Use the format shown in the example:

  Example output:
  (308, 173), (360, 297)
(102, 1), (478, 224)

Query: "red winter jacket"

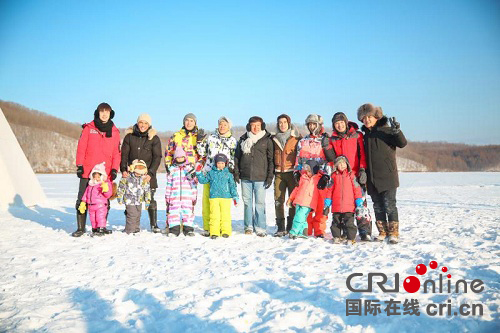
(326, 169), (362, 213)
(288, 172), (321, 210)
(76, 121), (121, 178)
(324, 122), (366, 176)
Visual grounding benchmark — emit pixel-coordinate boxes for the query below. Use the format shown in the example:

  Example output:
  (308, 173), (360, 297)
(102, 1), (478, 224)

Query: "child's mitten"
(78, 202), (87, 214)
(355, 198), (364, 207)
(101, 182), (109, 193)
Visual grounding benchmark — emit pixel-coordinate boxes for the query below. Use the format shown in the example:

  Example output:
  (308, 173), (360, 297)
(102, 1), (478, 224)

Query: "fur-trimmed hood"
(333, 155), (352, 173)
(125, 124), (158, 140)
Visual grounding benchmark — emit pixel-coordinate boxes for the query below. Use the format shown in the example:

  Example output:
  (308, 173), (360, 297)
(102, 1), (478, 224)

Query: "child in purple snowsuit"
(165, 146), (198, 236)
(78, 162), (113, 236)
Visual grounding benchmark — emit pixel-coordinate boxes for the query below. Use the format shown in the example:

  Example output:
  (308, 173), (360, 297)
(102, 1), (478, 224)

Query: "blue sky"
(1, 0), (499, 144)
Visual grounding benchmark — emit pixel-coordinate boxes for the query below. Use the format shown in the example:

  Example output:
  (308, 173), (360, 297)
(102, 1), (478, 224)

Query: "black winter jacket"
(235, 131), (274, 183)
(361, 117), (407, 195)
(120, 125), (162, 189)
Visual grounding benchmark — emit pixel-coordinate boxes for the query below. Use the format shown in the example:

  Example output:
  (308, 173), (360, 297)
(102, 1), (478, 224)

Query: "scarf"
(275, 129), (291, 148)
(94, 116), (114, 138)
(241, 130), (266, 154)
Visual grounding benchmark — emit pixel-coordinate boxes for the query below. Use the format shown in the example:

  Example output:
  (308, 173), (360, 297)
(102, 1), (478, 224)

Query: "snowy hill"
(0, 173), (498, 332)
(11, 124), (78, 173)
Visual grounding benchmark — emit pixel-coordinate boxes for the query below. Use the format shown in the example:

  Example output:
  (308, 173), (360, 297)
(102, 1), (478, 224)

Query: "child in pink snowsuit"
(78, 162), (113, 236)
(165, 146), (198, 236)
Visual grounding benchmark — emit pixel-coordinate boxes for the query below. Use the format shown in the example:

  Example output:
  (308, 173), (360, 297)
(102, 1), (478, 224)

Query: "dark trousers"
(76, 178), (89, 208)
(331, 212), (356, 240)
(370, 188), (398, 222)
(274, 172), (297, 220)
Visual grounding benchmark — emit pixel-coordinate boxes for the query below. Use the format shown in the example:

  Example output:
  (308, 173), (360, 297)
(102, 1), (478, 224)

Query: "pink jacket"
(289, 173), (321, 210)
(81, 180), (113, 205)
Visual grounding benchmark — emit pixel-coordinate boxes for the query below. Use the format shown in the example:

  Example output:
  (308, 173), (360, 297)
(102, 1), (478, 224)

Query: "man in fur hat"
(358, 103), (407, 244)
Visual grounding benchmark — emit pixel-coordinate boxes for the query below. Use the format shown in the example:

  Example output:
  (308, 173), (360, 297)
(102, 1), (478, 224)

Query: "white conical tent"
(0, 107), (46, 210)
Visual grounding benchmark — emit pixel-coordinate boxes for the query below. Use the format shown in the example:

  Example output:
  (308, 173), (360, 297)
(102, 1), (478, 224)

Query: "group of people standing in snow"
(72, 102), (407, 244)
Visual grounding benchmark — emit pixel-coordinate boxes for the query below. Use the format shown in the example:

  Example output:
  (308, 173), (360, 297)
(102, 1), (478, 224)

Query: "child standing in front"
(196, 153), (239, 239)
(78, 162), (113, 236)
(116, 159), (152, 234)
(286, 160), (322, 239)
(323, 156), (363, 244)
(165, 146), (198, 236)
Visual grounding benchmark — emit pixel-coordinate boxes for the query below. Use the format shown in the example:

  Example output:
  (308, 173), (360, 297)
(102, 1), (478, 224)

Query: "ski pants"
(307, 187), (328, 236)
(167, 200), (195, 228)
(125, 205), (142, 234)
(331, 212), (356, 240)
(209, 198), (232, 236)
(88, 203), (108, 229)
(202, 183), (211, 231)
(290, 205), (312, 236)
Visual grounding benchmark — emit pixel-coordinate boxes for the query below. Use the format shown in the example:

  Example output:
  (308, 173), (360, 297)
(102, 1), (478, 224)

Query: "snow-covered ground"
(1, 173), (499, 332)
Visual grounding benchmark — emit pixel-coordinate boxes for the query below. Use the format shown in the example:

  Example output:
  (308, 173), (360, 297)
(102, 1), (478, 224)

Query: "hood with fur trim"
(125, 125), (157, 141)
(89, 162), (108, 185)
(333, 155), (352, 173)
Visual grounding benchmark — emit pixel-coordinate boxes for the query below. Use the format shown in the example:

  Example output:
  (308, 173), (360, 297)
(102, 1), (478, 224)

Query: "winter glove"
(358, 168), (367, 185)
(228, 165), (235, 174)
(323, 206), (330, 216)
(293, 171), (301, 184)
(234, 174), (240, 184)
(317, 174), (330, 190)
(76, 165), (84, 178)
(196, 128), (206, 143)
(145, 203), (150, 210)
(264, 179), (273, 189)
(389, 117), (401, 134)
(321, 135), (330, 149)
(324, 198), (332, 208)
(165, 165), (171, 175)
(101, 182), (109, 193)
(195, 161), (204, 172)
(78, 202), (87, 214)
(110, 169), (118, 181)
(233, 198), (239, 207)
(355, 198), (364, 207)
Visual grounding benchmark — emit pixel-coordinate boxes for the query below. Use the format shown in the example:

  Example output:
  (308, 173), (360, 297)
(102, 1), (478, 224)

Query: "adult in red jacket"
(72, 103), (121, 237)
(323, 112), (370, 240)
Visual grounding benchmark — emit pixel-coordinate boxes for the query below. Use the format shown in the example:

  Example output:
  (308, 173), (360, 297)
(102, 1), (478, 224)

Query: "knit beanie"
(218, 116), (232, 129)
(183, 113), (197, 124)
(214, 153), (229, 165)
(357, 103), (383, 122)
(137, 113), (152, 126)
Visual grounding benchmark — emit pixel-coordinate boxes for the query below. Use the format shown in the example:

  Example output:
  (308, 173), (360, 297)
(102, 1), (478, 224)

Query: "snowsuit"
(295, 131), (330, 236)
(196, 130), (238, 232)
(272, 125), (301, 233)
(288, 172), (322, 237)
(164, 128), (200, 168)
(196, 166), (238, 237)
(116, 173), (151, 233)
(326, 168), (363, 240)
(81, 179), (113, 229)
(165, 162), (198, 235)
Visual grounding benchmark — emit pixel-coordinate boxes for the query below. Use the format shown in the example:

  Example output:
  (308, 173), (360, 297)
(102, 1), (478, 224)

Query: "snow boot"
(273, 218), (286, 237)
(72, 210), (87, 237)
(201, 230), (210, 237)
(388, 221), (399, 244)
(148, 202), (161, 233)
(170, 225), (181, 237)
(360, 234), (372, 242)
(374, 220), (389, 242)
(183, 225), (195, 236)
(211, 235), (218, 239)
(222, 234), (229, 238)
(332, 237), (341, 244)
